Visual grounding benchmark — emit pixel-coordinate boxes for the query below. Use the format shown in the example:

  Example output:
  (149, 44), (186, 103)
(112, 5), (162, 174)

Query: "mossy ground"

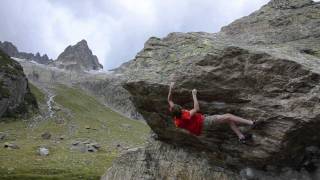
(28, 83), (45, 104)
(0, 84), (150, 179)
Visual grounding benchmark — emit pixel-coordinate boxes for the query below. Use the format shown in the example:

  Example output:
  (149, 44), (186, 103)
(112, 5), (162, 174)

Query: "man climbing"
(168, 82), (256, 144)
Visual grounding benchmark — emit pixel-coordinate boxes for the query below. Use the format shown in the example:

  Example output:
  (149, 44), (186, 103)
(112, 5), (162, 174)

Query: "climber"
(168, 82), (257, 144)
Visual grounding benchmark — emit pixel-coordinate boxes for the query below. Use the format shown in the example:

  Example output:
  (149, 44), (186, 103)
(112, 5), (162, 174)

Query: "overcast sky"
(0, 0), (272, 70)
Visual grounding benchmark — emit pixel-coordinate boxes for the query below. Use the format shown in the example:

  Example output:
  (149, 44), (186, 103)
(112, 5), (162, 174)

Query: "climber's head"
(171, 104), (182, 118)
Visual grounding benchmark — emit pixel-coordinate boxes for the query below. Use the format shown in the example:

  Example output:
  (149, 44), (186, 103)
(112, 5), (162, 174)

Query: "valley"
(0, 83), (149, 179)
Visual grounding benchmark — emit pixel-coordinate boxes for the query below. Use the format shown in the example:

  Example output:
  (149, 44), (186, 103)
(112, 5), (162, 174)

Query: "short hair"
(171, 104), (182, 118)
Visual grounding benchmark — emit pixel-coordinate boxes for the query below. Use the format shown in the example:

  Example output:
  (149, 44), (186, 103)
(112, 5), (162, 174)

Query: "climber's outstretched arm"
(189, 89), (199, 117)
(168, 82), (175, 110)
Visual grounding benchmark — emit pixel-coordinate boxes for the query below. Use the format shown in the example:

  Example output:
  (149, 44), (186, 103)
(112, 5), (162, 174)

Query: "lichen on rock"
(0, 49), (38, 118)
(104, 0), (320, 179)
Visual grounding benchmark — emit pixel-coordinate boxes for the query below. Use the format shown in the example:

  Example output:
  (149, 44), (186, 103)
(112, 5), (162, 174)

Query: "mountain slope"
(0, 50), (37, 118)
(0, 84), (149, 179)
(0, 41), (52, 64)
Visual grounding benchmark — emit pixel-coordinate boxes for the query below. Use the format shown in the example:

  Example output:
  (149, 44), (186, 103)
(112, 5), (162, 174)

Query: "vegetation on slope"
(0, 84), (149, 179)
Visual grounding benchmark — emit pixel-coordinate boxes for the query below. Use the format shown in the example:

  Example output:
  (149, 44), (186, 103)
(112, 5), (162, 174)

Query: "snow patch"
(85, 69), (112, 75)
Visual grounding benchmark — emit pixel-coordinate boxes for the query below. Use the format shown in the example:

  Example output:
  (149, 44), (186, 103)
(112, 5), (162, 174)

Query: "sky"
(0, 0), (273, 70)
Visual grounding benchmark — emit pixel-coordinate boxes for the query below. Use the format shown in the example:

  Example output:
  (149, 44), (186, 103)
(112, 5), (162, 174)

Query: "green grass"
(29, 83), (45, 104)
(0, 84), (150, 179)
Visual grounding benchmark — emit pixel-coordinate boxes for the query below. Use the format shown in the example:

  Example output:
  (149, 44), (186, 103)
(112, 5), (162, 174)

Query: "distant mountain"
(54, 40), (103, 72)
(0, 41), (53, 65)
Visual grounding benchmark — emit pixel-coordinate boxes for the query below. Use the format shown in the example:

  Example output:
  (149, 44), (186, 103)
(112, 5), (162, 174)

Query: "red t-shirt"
(174, 109), (204, 136)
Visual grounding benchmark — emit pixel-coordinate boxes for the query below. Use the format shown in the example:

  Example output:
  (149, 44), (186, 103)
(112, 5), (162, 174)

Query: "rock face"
(77, 77), (143, 120)
(0, 41), (19, 57)
(0, 41), (53, 64)
(0, 50), (38, 118)
(220, 0), (320, 47)
(54, 40), (103, 72)
(105, 0), (320, 178)
(102, 140), (238, 180)
(103, 139), (320, 180)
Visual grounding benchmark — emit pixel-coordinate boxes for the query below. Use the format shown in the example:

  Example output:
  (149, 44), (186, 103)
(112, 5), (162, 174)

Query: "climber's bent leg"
(229, 121), (245, 139)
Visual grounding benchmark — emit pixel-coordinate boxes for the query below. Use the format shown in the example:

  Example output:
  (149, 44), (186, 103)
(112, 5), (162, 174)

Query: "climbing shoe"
(239, 133), (253, 144)
(251, 119), (264, 129)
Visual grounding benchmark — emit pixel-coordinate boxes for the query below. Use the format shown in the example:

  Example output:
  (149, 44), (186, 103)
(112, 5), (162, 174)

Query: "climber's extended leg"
(229, 121), (245, 139)
(215, 113), (253, 125)
(204, 113), (253, 143)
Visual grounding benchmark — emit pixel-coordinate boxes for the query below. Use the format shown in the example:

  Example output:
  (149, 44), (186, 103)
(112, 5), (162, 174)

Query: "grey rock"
(41, 132), (51, 140)
(72, 141), (80, 146)
(102, 140), (238, 180)
(4, 142), (19, 149)
(38, 147), (49, 156)
(220, 0), (320, 45)
(0, 50), (38, 118)
(10, 144), (20, 149)
(87, 145), (97, 152)
(59, 135), (65, 140)
(268, 0), (313, 9)
(0, 41), (53, 64)
(91, 143), (101, 149)
(122, 43), (320, 168)
(71, 139), (100, 153)
(82, 139), (91, 144)
(103, 0), (320, 178)
(54, 39), (103, 72)
(240, 168), (256, 180)
(239, 166), (315, 180)
(0, 41), (19, 57)
(114, 0), (320, 169)
(74, 144), (87, 153)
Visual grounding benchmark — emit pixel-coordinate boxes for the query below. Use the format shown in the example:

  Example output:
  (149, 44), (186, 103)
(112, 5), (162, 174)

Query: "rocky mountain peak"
(54, 39), (103, 72)
(77, 39), (88, 46)
(0, 41), (52, 64)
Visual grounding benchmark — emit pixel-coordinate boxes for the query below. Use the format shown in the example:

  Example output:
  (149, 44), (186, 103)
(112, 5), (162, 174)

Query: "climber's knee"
(220, 113), (233, 123)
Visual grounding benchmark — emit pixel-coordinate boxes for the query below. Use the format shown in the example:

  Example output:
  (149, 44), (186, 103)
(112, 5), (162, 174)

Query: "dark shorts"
(202, 115), (222, 134)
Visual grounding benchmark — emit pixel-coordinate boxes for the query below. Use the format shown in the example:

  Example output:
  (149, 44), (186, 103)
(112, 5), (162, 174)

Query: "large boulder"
(0, 50), (38, 118)
(111, 0), (320, 170)
(102, 138), (320, 180)
(54, 39), (103, 72)
(102, 140), (238, 180)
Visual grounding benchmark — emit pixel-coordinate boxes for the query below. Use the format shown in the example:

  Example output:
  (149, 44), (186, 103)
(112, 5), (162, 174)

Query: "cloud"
(0, 0), (269, 70)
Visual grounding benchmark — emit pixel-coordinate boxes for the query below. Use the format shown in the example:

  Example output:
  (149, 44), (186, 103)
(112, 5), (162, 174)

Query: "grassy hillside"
(0, 84), (149, 179)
